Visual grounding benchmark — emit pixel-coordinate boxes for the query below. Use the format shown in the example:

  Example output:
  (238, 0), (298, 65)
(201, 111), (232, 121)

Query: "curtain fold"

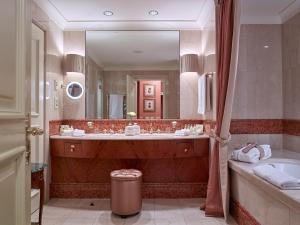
(203, 0), (241, 220)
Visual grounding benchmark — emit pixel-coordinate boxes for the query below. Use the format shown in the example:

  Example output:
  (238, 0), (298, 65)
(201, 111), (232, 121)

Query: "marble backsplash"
(49, 119), (204, 135)
(49, 119), (300, 136)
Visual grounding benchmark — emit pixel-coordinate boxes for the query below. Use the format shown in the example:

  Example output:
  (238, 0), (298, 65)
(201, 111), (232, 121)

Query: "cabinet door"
(175, 141), (194, 158)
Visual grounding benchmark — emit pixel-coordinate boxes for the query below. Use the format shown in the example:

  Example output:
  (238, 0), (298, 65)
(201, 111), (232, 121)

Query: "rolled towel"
(231, 144), (272, 163)
(253, 164), (300, 190)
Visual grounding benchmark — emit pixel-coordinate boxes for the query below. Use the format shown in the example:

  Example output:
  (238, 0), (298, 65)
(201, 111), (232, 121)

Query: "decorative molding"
(50, 183), (207, 198)
(230, 198), (261, 225)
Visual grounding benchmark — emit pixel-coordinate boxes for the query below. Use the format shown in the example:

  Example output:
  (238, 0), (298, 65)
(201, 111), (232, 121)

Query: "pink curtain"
(203, 0), (239, 217)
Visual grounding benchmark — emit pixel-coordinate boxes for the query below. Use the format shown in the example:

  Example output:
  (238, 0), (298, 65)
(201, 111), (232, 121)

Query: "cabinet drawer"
(175, 142), (194, 158)
(64, 141), (83, 158)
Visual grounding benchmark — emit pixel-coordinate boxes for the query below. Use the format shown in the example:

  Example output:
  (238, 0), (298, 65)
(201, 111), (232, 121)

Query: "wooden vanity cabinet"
(50, 138), (209, 198)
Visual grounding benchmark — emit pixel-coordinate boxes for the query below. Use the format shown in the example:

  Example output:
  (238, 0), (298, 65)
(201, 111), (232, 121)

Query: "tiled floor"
(41, 198), (237, 225)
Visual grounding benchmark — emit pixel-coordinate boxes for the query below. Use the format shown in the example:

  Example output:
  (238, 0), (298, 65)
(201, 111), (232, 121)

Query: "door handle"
(26, 127), (44, 136)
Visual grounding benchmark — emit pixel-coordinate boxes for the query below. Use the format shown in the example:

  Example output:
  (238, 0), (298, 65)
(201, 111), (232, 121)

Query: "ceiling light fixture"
(133, 50), (143, 54)
(148, 10), (159, 16)
(103, 10), (114, 16)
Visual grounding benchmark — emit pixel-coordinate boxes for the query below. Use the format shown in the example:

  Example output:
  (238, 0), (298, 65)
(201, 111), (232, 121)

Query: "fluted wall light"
(204, 53), (216, 73)
(64, 54), (85, 75)
(181, 54), (200, 74)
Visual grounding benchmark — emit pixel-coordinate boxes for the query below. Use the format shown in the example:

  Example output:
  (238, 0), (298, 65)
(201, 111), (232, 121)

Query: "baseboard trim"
(50, 182), (207, 198)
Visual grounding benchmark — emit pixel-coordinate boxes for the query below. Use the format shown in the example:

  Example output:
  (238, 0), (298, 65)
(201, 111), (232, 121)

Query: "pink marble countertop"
(50, 133), (209, 140)
(229, 149), (300, 212)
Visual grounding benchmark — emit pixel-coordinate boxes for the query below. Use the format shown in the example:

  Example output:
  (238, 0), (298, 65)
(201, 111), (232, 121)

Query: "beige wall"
(230, 25), (283, 150)
(63, 31), (85, 119)
(282, 12), (300, 153)
(180, 30), (203, 119)
(32, 2), (64, 201)
(232, 25), (283, 120)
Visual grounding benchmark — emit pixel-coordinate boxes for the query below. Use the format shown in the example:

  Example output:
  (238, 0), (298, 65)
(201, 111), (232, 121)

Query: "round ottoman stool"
(110, 169), (142, 217)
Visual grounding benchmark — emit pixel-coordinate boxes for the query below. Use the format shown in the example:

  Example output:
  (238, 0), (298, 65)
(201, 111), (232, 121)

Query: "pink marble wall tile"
(230, 119), (283, 134)
(230, 199), (261, 225)
(283, 119), (300, 136)
(49, 119), (204, 134)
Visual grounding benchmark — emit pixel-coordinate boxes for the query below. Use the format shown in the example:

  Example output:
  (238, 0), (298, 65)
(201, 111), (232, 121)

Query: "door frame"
(31, 20), (47, 165)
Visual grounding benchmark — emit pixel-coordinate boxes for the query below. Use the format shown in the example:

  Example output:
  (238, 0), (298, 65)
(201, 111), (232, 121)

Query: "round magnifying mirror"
(66, 82), (84, 99)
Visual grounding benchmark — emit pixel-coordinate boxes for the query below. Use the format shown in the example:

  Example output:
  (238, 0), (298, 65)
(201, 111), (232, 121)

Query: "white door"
(31, 23), (45, 164)
(0, 0), (32, 225)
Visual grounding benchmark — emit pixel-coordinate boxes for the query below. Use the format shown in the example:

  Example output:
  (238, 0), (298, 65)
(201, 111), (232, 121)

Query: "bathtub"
(259, 159), (300, 179)
(229, 154), (300, 225)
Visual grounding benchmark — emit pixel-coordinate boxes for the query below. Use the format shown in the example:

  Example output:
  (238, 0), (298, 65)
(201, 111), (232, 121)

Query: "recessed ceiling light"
(148, 10), (159, 16)
(133, 50), (143, 54)
(103, 10), (114, 16)
(264, 45), (269, 48)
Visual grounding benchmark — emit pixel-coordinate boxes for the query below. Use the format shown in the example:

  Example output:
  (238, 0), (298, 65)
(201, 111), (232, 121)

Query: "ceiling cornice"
(241, 0), (300, 24)
(280, 0), (300, 23)
(34, 0), (213, 30)
(34, 0), (66, 29)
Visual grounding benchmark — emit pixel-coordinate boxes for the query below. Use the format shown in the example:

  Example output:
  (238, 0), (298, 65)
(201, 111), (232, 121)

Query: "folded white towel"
(72, 129), (85, 137)
(175, 129), (191, 136)
(253, 164), (300, 190)
(231, 144), (272, 163)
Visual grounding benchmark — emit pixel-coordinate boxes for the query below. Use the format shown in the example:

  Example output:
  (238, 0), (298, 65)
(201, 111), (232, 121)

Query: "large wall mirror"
(86, 31), (180, 119)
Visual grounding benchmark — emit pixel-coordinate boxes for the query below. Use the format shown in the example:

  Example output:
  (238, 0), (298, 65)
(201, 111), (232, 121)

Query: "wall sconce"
(181, 54), (200, 74)
(64, 54), (85, 75)
(204, 53), (216, 73)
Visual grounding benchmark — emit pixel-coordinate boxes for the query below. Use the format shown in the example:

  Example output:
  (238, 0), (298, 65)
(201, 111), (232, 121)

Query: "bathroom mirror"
(66, 81), (84, 99)
(85, 31), (180, 119)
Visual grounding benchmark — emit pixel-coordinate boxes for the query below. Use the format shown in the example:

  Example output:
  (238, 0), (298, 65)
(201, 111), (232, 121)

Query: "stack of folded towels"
(231, 143), (272, 163)
(72, 129), (85, 137)
(253, 164), (300, 190)
(174, 129), (191, 136)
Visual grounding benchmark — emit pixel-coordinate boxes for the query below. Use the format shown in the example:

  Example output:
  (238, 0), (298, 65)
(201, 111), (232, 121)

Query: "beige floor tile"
(42, 198), (237, 225)
(94, 211), (125, 225)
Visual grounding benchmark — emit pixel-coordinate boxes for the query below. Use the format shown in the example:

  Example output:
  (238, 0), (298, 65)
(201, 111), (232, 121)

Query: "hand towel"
(231, 144), (272, 163)
(253, 164), (300, 190)
(197, 75), (206, 115)
(205, 75), (213, 112)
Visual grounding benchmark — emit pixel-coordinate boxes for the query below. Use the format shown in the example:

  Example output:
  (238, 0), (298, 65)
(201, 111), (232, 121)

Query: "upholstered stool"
(110, 169), (142, 217)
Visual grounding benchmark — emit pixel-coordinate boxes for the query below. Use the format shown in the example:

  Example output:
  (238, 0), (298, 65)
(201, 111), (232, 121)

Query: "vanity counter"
(50, 133), (209, 141)
(50, 133), (209, 198)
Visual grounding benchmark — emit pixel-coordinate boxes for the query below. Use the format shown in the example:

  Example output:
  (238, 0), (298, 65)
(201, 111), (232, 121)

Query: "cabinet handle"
(70, 145), (75, 152)
(184, 148), (188, 153)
